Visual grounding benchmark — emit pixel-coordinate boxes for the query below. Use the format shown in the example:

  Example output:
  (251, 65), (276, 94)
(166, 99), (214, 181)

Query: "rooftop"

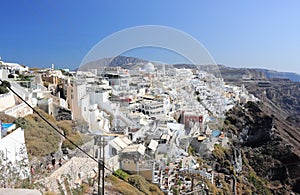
(109, 136), (132, 152)
(122, 144), (146, 155)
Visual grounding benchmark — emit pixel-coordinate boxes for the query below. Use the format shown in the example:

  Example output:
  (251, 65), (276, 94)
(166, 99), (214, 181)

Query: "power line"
(0, 79), (113, 194)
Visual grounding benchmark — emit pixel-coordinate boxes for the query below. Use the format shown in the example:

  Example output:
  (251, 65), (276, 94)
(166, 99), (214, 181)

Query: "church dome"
(143, 62), (155, 72)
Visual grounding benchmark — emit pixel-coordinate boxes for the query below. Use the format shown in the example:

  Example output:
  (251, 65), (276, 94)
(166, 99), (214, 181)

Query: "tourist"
(58, 158), (62, 167)
(51, 154), (56, 169)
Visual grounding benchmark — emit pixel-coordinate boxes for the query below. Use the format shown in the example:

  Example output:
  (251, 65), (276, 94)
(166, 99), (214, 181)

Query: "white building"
(0, 60), (29, 73)
(0, 82), (34, 118)
(87, 85), (112, 105)
(0, 127), (30, 179)
(140, 100), (166, 117)
(89, 104), (110, 133)
(104, 136), (132, 158)
(102, 67), (132, 91)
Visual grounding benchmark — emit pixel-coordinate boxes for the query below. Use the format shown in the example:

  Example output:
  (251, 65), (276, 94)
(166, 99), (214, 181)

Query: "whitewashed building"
(0, 127), (30, 179)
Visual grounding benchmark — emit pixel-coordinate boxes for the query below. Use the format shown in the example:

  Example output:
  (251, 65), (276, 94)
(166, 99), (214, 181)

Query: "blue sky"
(0, 0), (300, 73)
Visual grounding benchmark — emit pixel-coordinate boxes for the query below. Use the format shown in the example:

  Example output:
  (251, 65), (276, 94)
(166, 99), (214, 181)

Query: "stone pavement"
(0, 188), (41, 195)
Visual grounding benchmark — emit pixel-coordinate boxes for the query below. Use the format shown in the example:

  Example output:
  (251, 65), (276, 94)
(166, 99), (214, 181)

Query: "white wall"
(0, 128), (30, 179)
(0, 69), (9, 80)
(4, 101), (33, 118)
(59, 98), (68, 109)
(0, 92), (16, 112)
(89, 105), (100, 132)
(79, 94), (90, 123)
(88, 90), (110, 105)
(77, 84), (86, 100)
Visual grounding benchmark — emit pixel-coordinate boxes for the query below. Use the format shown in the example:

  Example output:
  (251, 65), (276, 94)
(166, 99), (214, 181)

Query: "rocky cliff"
(224, 101), (300, 194)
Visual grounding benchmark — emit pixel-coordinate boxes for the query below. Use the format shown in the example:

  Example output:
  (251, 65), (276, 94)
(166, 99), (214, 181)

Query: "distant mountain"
(78, 56), (148, 71)
(254, 68), (300, 82)
(79, 56), (300, 82)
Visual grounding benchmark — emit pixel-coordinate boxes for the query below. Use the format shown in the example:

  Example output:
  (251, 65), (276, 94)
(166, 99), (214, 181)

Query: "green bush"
(0, 80), (10, 94)
(14, 117), (28, 129)
(17, 74), (33, 81)
(114, 169), (129, 181)
(0, 86), (9, 94)
(0, 80), (11, 88)
(224, 119), (231, 125)
(248, 171), (272, 195)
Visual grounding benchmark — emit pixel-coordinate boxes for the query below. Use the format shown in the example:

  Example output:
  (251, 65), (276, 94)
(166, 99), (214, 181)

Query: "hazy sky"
(1, 0), (300, 73)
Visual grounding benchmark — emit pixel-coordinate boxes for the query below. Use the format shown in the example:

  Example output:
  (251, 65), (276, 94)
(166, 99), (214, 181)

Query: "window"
(112, 148), (117, 156)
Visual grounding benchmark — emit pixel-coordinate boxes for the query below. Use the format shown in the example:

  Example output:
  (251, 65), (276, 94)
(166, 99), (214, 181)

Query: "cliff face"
(238, 79), (300, 157)
(218, 65), (300, 193)
(226, 101), (274, 147)
(224, 101), (300, 193)
(261, 79), (300, 116)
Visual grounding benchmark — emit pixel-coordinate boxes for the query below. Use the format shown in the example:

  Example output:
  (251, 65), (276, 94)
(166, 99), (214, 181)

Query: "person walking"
(51, 154), (56, 169)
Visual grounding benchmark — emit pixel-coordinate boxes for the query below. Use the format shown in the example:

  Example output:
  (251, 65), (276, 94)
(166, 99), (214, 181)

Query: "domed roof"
(142, 62), (155, 72)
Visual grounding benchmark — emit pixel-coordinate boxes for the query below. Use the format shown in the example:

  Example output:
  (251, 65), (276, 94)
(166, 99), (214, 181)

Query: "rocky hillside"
(218, 64), (300, 151)
(223, 101), (300, 194)
(218, 65), (300, 82)
(219, 65), (300, 194)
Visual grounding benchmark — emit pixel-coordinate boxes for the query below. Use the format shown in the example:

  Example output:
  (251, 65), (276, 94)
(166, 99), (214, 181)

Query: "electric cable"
(0, 79), (114, 174)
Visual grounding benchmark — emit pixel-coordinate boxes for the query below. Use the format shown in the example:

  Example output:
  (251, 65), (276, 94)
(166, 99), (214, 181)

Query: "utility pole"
(96, 135), (105, 195)
(98, 161), (101, 195)
(0, 79), (112, 195)
(102, 136), (105, 195)
(99, 136), (102, 195)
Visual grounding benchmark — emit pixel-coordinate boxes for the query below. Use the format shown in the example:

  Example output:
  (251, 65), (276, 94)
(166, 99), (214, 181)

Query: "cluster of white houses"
(0, 59), (258, 192)
(67, 63), (258, 186)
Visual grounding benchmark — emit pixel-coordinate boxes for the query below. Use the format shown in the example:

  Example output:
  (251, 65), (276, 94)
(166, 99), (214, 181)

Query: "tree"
(0, 80), (10, 94)
(0, 80), (11, 88)
(0, 87), (9, 94)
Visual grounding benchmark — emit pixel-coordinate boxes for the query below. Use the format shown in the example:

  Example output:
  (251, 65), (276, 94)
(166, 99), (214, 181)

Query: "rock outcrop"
(224, 101), (300, 193)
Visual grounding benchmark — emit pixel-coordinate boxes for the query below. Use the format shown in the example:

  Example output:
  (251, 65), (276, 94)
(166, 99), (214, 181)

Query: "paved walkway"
(0, 188), (41, 195)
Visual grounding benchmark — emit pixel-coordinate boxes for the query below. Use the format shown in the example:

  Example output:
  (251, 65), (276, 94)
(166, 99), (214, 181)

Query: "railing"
(4, 102), (33, 118)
